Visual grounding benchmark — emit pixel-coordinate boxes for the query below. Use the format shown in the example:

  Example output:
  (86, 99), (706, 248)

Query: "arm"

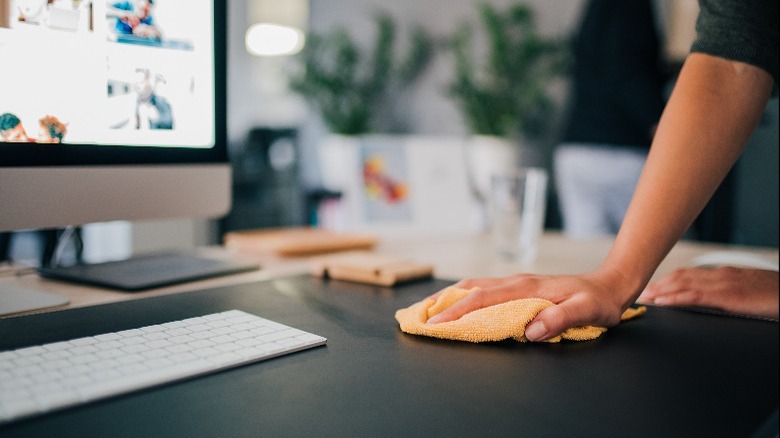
(427, 54), (774, 340)
(600, 53), (773, 298)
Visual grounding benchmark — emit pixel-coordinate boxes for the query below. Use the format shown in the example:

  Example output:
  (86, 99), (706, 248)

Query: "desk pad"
(1, 275), (777, 438)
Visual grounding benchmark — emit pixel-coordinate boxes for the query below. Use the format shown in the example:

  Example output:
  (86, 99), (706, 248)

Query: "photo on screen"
(0, 112), (68, 143)
(107, 67), (176, 130)
(1, 0), (94, 33)
(105, 0), (194, 51)
(106, 55), (202, 133)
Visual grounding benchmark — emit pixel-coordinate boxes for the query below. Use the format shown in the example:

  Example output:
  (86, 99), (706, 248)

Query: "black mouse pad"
(38, 251), (260, 291)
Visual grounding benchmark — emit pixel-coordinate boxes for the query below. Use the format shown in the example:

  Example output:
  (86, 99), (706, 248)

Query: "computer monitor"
(0, 1), (244, 315)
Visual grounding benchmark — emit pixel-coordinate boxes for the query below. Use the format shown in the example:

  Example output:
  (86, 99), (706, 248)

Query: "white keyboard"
(0, 310), (326, 424)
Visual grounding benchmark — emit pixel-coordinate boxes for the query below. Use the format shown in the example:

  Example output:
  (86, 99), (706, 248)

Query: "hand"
(425, 267), (636, 342)
(639, 267), (779, 320)
(121, 15), (140, 28)
(133, 24), (160, 39)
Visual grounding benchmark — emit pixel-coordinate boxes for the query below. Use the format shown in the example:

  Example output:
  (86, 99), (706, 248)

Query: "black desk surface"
(1, 275), (778, 438)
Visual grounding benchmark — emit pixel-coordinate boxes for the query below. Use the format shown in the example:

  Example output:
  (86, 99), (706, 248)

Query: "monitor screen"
(0, 0), (230, 232)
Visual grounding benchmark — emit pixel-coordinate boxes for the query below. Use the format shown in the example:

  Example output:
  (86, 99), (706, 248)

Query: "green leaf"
(445, 1), (569, 139)
(289, 12), (434, 135)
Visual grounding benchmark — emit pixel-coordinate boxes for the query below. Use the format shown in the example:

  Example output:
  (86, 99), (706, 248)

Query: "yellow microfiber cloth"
(395, 286), (646, 343)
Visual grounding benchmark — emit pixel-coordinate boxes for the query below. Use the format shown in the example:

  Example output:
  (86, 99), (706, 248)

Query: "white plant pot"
(466, 135), (520, 203)
(318, 134), (362, 193)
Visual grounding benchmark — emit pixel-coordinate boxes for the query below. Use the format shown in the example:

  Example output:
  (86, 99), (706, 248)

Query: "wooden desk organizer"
(311, 252), (434, 286)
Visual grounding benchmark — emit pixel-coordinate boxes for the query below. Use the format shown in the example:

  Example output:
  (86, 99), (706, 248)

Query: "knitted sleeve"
(691, 0), (779, 84)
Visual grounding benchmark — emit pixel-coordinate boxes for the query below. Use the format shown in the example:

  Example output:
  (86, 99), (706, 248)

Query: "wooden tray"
(223, 227), (377, 257)
(311, 252), (434, 286)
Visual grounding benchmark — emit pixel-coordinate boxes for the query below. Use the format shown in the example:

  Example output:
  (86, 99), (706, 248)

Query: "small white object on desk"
(692, 251), (779, 271)
(0, 285), (69, 317)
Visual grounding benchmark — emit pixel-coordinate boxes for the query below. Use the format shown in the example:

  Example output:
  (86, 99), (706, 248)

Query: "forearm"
(106, 8), (127, 19)
(601, 53), (774, 306)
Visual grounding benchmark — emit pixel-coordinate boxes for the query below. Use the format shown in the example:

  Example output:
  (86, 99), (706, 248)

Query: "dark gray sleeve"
(691, 0), (778, 84)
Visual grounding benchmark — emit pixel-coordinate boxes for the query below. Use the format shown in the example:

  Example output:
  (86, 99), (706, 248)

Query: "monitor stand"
(0, 284), (70, 317)
(37, 251), (261, 292)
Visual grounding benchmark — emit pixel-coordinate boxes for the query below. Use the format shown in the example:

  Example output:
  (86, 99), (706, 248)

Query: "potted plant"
(290, 12), (434, 136)
(289, 13), (434, 229)
(445, 2), (568, 202)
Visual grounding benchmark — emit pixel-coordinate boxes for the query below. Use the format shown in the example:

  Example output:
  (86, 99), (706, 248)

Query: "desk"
(0, 233), (778, 437)
(2, 232), (778, 317)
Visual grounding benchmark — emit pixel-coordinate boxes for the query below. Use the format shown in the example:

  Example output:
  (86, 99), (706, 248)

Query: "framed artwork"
(318, 135), (481, 236)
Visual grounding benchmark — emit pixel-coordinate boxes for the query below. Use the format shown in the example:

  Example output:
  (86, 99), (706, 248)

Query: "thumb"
(525, 299), (620, 342)
(524, 307), (563, 342)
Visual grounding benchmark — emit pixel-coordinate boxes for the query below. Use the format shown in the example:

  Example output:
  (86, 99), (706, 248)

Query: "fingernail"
(426, 315), (442, 324)
(525, 321), (547, 341)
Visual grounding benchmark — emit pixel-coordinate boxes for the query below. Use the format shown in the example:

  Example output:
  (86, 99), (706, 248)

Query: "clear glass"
(490, 168), (548, 263)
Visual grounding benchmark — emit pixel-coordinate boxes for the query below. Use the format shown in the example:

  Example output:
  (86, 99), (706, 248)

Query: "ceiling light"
(245, 23), (305, 56)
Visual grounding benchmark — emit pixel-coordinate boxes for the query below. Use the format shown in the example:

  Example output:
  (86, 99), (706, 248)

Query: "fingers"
(425, 299), (470, 324)
(424, 290), (444, 302)
(424, 276), (522, 305)
(639, 267), (779, 317)
(426, 277), (540, 324)
(524, 295), (620, 342)
(454, 277), (510, 289)
(426, 288), (504, 324)
(651, 289), (704, 307)
(641, 268), (706, 301)
(643, 267), (731, 302)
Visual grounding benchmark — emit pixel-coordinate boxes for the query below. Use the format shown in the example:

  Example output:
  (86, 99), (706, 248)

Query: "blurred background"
(5, 0), (778, 266)
(223, 0), (777, 243)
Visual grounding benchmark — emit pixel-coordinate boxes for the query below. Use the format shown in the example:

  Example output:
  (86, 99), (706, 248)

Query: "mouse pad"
(38, 251), (260, 291)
